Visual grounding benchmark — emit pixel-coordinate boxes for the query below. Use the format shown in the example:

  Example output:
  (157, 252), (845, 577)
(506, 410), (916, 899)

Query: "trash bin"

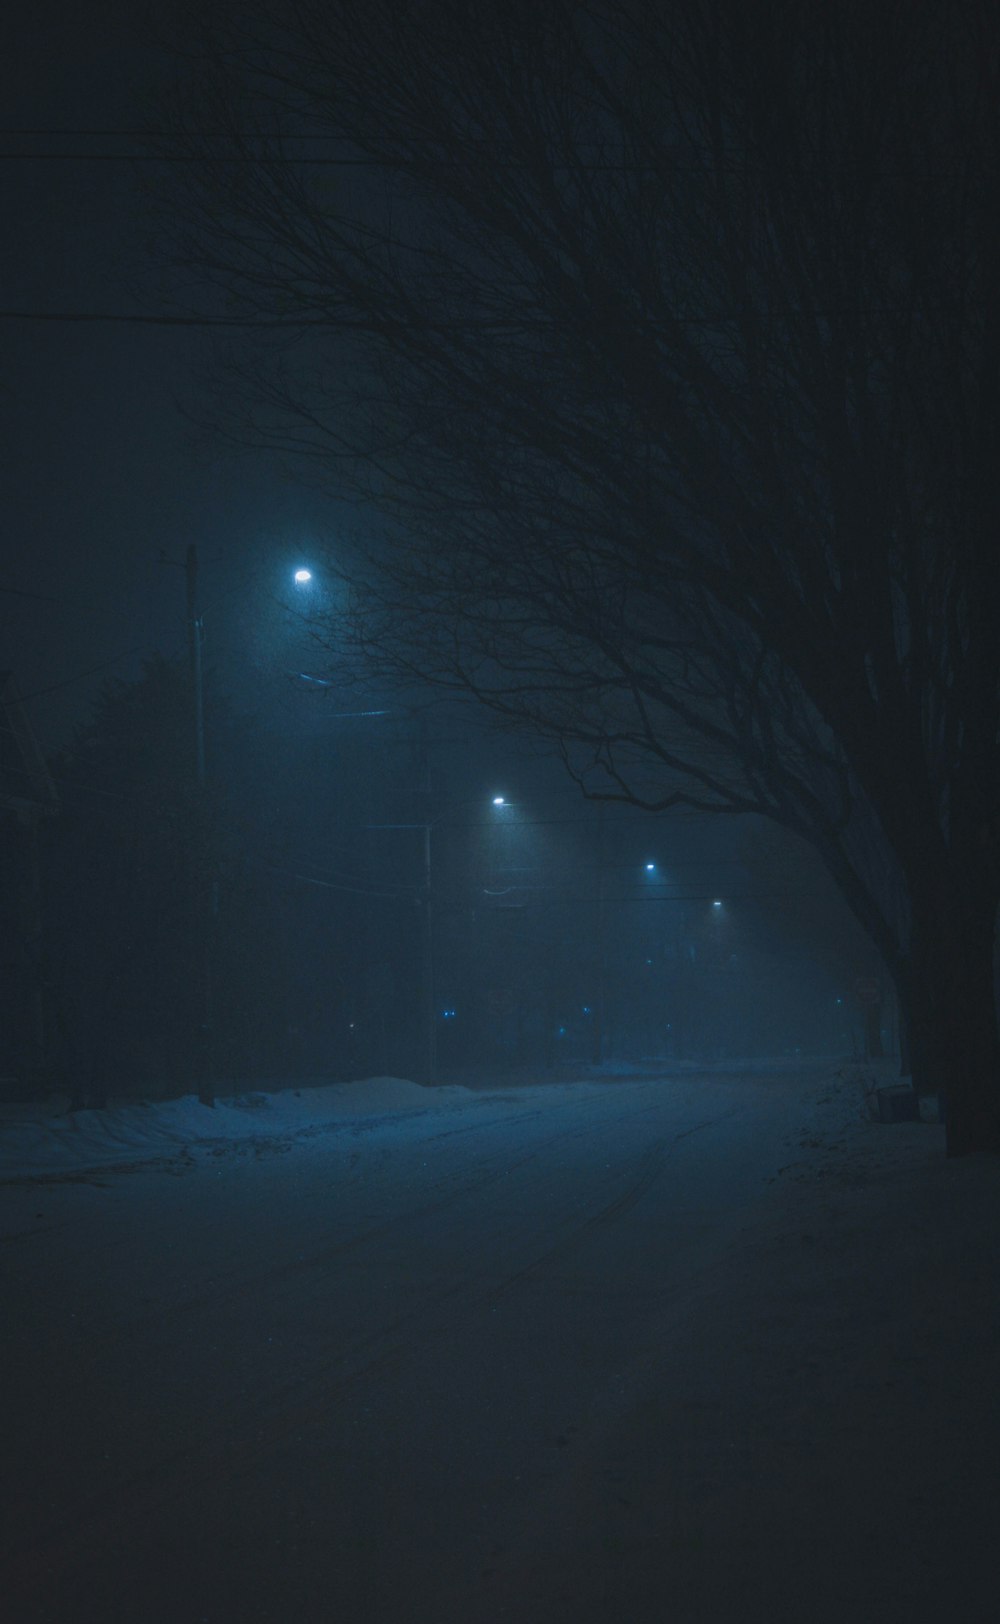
(876, 1084), (919, 1123)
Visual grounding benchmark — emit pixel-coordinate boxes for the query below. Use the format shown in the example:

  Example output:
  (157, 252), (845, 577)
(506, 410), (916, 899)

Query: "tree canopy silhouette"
(158, 0), (1000, 1153)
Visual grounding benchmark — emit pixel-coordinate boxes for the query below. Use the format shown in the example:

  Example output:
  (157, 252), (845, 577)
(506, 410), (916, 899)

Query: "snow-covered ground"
(0, 1075), (449, 1183)
(2, 1060), (997, 1623)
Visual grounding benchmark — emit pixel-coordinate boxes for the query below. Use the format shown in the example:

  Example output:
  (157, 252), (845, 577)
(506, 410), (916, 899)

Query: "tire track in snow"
(4, 1087), (746, 1565)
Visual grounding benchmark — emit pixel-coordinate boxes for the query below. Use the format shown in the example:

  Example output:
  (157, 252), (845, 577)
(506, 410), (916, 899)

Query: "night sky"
(1, 2), (331, 748)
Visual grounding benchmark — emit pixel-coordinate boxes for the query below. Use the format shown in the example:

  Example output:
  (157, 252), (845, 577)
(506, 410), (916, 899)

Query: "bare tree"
(157, 0), (1000, 1152)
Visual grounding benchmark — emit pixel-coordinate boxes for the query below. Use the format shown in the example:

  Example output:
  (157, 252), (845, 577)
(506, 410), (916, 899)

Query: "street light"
(293, 568), (313, 585)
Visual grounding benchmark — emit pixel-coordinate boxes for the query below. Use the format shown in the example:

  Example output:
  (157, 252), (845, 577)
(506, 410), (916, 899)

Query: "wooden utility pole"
(422, 819), (436, 1084)
(185, 545), (206, 790)
(592, 801), (608, 1066)
(185, 546), (214, 1105)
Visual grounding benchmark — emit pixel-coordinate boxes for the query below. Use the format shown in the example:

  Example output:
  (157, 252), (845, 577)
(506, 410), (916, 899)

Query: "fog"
(0, 645), (880, 1107)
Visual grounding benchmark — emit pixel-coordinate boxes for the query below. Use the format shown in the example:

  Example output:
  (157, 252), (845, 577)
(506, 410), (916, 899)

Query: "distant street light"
(712, 898), (723, 908)
(294, 568), (313, 585)
(492, 795), (506, 805)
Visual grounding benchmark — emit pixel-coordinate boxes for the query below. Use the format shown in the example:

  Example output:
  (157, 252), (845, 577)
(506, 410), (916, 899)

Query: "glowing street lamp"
(293, 568), (313, 585)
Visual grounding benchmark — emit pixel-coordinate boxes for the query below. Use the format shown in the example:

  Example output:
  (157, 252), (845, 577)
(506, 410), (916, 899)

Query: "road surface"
(2, 1064), (996, 1622)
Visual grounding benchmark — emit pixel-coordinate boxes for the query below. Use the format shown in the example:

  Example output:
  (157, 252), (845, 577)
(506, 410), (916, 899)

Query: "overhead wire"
(19, 648), (152, 702)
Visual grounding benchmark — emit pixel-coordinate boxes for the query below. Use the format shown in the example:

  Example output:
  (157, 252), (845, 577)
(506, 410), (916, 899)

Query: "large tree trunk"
(904, 887), (1000, 1157)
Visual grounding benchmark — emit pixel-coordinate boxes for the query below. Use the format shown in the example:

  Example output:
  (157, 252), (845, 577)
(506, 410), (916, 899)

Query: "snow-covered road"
(2, 1064), (997, 1623)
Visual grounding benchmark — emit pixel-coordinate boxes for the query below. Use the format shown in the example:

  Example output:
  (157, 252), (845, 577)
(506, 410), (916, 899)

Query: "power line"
(0, 131), (978, 177)
(0, 297), (959, 328)
(255, 860), (419, 901)
(0, 309), (331, 327)
(0, 150), (396, 166)
(0, 585), (64, 603)
(0, 584), (126, 613)
(19, 647), (149, 702)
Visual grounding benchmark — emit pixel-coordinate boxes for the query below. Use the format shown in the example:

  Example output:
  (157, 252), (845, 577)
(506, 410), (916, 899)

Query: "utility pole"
(185, 545), (213, 1105)
(593, 800), (608, 1065)
(185, 545), (206, 790)
(422, 819), (436, 1084)
(416, 718), (436, 1084)
(367, 816), (437, 1085)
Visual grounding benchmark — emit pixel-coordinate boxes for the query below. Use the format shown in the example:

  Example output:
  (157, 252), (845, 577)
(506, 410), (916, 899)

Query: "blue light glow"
(294, 568), (313, 585)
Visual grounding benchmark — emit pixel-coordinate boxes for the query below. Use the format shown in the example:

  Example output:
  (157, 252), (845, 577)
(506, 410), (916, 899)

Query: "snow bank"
(0, 1057), (922, 1184)
(0, 1076), (473, 1181)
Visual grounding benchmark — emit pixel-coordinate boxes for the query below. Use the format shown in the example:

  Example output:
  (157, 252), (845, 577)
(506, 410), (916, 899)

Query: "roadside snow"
(0, 1055), (871, 1184)
(0, 1076), (471, 1181)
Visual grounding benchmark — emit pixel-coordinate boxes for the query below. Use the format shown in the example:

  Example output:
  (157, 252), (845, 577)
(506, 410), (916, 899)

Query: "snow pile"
(0, 1058), (906, 1184)
(0, 1077), (474, 1181)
